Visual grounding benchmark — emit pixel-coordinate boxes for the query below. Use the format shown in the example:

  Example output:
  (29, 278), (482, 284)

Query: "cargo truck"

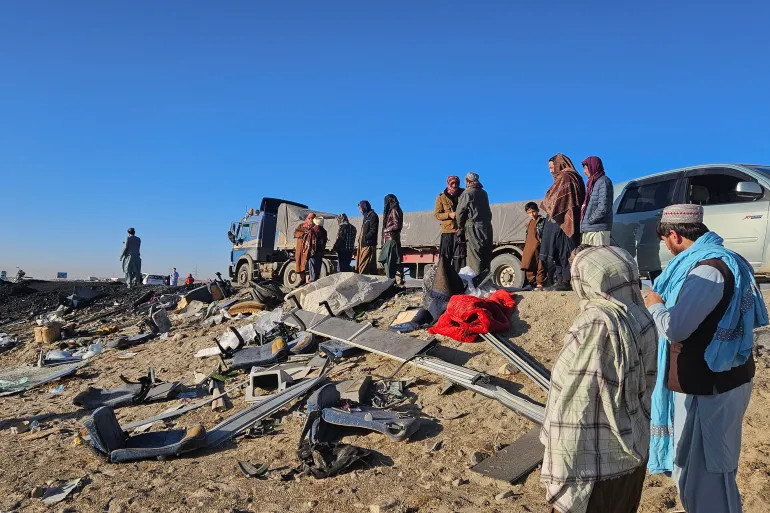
(228, 197), (533, 289)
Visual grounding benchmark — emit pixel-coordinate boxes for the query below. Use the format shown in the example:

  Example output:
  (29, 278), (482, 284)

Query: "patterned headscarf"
(336, 213), (349, 225)
(302, 212), (316, 229)
(446, 175), (460, 196)
(541, 154), (586, 237)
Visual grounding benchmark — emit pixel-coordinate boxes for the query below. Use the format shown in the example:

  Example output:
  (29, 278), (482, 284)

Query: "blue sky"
(1, 1), (768, 280)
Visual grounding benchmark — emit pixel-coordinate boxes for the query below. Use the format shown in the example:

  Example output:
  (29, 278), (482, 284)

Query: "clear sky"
(1, 1), (768, 280)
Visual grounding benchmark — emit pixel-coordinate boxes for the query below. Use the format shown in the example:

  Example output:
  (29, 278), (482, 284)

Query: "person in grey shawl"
(119, 227), (142, 288)
(456, 172), (493, 277)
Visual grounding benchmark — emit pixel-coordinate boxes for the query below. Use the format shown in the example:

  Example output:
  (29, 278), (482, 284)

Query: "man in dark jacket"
(332, 213), (357, 273)
(356, 200), (379, 275)
(456, 172), (493, 276)
(119, 227), (142, 288)
(580, 156), (614, 246)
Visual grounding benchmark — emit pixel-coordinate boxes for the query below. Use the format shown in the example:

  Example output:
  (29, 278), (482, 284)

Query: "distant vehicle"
(142, 274), (166, 286)
(612, 163), (770, 279)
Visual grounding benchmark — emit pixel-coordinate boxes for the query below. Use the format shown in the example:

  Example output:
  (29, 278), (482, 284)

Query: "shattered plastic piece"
(294, 441), (372, 479)
(288, 332), (316, 355)
(238, 461), (269, 478)
(228, 300), (266, 316)
(67, 285), (106, 308)
(252, 308), (283, 335)
(49, 385), (65, 394)
(151, 307), (172, 334)
(0, 362), (86, 397)
(41, 478), (83, 505)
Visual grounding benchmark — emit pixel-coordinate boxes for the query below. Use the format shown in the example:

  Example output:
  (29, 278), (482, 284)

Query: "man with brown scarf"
(540, 154), (586, 291)
(293, 213), (315, 285)
(434, 175), (465, 272)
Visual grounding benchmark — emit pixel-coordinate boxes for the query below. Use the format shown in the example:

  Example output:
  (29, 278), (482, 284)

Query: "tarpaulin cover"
(286, 272), (394, 315)
(276, 201), (536, 250)
(428, 290), (516, 343)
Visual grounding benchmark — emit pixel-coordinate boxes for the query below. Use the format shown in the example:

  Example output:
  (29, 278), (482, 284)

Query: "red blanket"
(428, 290), (516, 342)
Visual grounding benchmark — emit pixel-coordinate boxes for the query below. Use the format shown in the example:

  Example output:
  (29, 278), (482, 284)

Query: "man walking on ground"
(456, 172), (493, 278)
(521, 202), (547, 290)
(119, 227), (142, 288)
(356, 200), (379, 275)
(332, 213), (357, 273)
(580, 156), (614, 246)
(170, 267), (179, 287)
(541, 245), (657, 513)
(644, 204), (767, 513)
(434, 175), (465, 272)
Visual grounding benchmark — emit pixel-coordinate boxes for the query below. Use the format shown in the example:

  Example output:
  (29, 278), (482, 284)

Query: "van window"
(688, 172), (760, 205)
(618, 178), (678, 214)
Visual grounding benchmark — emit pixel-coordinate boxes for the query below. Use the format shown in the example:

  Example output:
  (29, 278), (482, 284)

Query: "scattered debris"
(40, 478), (83, 505)
(237, 461), (269, 479)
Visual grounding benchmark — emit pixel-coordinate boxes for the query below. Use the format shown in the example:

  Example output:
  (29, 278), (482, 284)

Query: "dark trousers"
(337, 250), (353, 272)
(308, 255), (323, 282)
(439, 232), (463, 272)
(541, 221), (578, 285)
(550, 463), (646, 513)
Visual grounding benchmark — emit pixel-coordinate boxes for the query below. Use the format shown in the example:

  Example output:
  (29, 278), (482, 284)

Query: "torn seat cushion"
(428, 289), (516, 343)
(74, 382), (183, 409)
(84, 407), (207, 463)
(321, 407), (419, 442)
(230, 337), (288, 370)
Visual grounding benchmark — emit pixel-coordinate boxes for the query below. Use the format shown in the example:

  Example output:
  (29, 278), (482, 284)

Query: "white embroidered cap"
(661, 204), (704, 224)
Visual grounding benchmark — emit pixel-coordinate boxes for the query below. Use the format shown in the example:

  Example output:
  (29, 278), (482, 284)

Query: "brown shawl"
(541, 154), (586, 238)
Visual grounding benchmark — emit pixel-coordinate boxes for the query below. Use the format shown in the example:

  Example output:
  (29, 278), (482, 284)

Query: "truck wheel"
(282, 263), (303, 289)
(236, 262), (252, 287)
(490, 253), (525, 288)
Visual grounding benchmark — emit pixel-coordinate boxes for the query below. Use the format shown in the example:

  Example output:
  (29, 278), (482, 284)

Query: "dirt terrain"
(1, 284), (769, 513)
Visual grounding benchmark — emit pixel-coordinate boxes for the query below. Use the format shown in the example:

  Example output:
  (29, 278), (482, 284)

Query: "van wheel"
(490, 253), (525, 288)
(282, 263), (303, 289)
(236, 262), (252, 287)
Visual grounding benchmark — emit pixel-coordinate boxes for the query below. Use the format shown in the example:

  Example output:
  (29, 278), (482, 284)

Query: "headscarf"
(358, 200), (371, 213)
(580, 156), (606, 221)
(446, 175), (460, 197)
(541, 154), (586, 237)
(541, 245), (657, 511)
(337, 213), (349, 225)
(465, 172), (483, 189)
(383, 194), (403, 235)
(302, 212), (315, 229)
(312, 217), (324, 226)
(383, 194), (400, 214)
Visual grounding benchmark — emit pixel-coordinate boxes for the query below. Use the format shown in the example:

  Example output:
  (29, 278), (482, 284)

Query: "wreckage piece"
(150, 306), (172, 334)
(471, 427), (544, 483)
(336, 376), (372, 403)
(481, 333), (550, 393)
(84, 406), (207, 463)
(288, 331), (316, 355)
(73, 381), (183, 410)
(120, 380), (249, 431)
(318, 340), (358, 358)
(0, 361), (88, 397)
(205, 370), (329, 447)
(320, 407), (420, 442)
(282, 310), (434, 362)
(228, 300), (266, 316)
(245, 368), (294, 403)
(229, 337), (288, 370)
(67, 286), (107, 309)
(107, 333), (155, 350)
(285, 273), (395, 316)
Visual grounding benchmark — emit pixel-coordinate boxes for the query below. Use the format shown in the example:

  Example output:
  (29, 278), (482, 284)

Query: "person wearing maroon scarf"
(580, 156), (614, 246)
(434, 175), (465, 271)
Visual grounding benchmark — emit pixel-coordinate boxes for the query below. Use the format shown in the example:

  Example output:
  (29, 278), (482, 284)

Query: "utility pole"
(192, 266), (199, 279)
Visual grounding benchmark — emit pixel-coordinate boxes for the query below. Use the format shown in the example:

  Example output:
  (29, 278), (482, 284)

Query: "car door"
(612, 172), (684, 273)
(684, 167), (770, 268)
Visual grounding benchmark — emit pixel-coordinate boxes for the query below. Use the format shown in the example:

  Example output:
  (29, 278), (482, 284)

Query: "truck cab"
(612, 164), (770, 279)
(228, 197), (310, 287)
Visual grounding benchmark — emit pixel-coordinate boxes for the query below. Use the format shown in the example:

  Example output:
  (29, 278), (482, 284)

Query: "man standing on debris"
(456, 172), (493, 277)
(434, 175), (465, 272)
(305, 216), (328, 283)
(119, 227), (142, 288)
(521, 202), (546, 290)
(170, 267), (179, 287)
(333, 213), (357, 273)
(644, 204), (767, 513)
(541, 245), (657, 513)
(580, 156), (614, 246)
(356, 200), (379, 275)
(293, 212), (315, 285)
(379, 194), (403, 279)
(540, 154), (586, 291)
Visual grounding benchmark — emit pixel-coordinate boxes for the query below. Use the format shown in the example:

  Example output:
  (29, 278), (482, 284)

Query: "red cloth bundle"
(427, 289), (516, 342)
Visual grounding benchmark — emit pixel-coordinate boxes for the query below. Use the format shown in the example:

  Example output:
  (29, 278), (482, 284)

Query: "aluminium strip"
(481, 333), (550, 392)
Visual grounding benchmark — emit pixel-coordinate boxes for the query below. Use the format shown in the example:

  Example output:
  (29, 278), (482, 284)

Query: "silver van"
(612, 164), (770, 279)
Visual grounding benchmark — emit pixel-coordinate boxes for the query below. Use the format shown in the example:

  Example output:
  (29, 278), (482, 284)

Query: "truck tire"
(282, 262), (303, 289)
(490, 253), (525, 288)
(236, 262), (253, 287)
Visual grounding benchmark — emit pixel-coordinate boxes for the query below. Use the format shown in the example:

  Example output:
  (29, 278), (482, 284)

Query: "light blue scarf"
(648, 231), (768, 474)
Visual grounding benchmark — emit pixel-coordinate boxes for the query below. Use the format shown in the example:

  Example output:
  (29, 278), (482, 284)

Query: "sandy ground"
(1, 287), (769, 513)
